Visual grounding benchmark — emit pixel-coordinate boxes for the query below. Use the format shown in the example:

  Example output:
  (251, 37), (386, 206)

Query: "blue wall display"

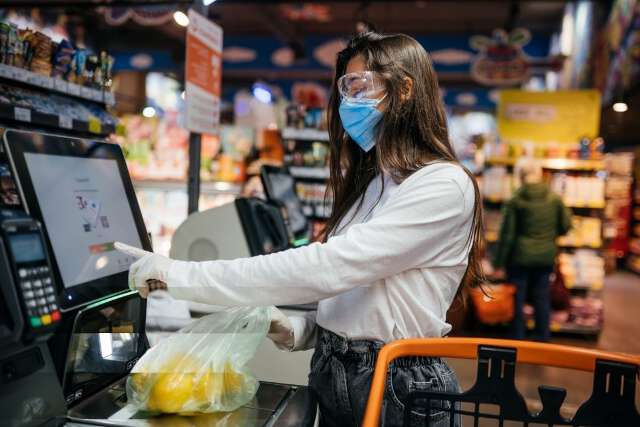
(113, 32), (550, 75)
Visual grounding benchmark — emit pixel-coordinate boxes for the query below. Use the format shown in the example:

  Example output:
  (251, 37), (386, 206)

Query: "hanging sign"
(497, 90), (601, 144)
(470, 28), (532, 86)
(185, 10), (223, 136)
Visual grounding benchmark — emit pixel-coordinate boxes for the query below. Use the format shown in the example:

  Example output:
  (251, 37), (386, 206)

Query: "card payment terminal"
(0, 209), (60, 342)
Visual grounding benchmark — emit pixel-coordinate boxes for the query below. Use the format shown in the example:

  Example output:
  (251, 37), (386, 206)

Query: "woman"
(493, 159), (572, 341)
(116, 32), (483, 427)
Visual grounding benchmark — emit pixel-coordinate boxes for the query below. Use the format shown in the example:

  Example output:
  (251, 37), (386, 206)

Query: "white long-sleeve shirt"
(167, 162), (475, 349)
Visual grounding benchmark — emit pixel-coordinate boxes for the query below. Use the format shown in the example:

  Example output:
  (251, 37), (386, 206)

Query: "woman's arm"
(118, 168), (473, 307)
(164, 173), (472, 306)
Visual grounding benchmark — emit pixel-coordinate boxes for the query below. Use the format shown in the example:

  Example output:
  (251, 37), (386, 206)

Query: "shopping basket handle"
(361, 337), (640, 427)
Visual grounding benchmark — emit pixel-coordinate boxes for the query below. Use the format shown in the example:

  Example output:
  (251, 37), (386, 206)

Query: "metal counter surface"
(65, 381), (316, 427)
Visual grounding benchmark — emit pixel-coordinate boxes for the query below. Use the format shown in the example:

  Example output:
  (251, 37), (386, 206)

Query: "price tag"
(34, 74), (46, 87)
(88, 116), (102, 134)
(43, 76), (54, 89)
(0, 65), (10, 78)
(68, 83), (81, 96)
(8, 66), (21, 80)
(81, 87), (92, 99)
(54, 79), (67, 92)
(14, 107), (31, 122)
(104, 92), (115, 105)
(115, 123), (126, 136)
(59, 115), (73, 130)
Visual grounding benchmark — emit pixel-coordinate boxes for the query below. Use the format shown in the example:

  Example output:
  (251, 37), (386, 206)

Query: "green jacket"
(494, 183), (572, 268)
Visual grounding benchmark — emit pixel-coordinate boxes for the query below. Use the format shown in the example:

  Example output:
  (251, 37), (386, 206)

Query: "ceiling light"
(612, 102), (628, 112)
(203, 0), (217, 5)
(173, 11), (189, 27)
(142, 106), (156, 118)
(253, 87), (272, 104)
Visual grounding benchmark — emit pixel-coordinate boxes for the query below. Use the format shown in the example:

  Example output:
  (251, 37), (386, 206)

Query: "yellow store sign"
(497, 90), (601, 144)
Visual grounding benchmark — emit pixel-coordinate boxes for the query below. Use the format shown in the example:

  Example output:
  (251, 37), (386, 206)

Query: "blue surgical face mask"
(339, 95), (386, 152)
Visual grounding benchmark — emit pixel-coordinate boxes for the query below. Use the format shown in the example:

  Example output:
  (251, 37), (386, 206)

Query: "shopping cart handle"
(361, 337), (640, 427)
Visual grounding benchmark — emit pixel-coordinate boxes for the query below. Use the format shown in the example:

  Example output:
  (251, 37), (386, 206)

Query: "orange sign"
(185, 10), (223, 135)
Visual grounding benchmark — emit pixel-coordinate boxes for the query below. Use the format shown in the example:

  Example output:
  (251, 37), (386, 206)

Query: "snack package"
(52, 39), (75, 79)
(126, 306), (271, 414)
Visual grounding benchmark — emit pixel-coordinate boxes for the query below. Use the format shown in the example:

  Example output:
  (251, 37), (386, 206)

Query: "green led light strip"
(85, 289), (138, 310)
(293, 237), (310, 247)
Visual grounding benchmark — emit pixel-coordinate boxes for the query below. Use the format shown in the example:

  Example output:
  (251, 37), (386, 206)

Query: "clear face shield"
(337, 71), (385, 103)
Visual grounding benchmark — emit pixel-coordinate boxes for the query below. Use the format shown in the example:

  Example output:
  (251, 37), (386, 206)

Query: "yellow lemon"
(150, 372), (194, 413)
(160, 354), (200, 374)
(223, 363), (245, 393)
(193, 370), (225, 404)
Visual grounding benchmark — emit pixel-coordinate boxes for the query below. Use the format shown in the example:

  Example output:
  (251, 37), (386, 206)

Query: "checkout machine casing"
(0, 211), (66, 427)
(171, 198), (316, 386)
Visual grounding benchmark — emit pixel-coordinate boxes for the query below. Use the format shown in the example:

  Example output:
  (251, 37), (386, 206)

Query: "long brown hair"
(324, 32), (484, 292)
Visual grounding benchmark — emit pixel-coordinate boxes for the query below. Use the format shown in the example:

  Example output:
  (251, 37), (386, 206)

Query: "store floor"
(447, 271), (640, 423)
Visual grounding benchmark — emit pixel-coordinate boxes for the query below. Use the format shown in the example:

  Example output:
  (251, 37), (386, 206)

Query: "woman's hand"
(114, 242), (173, 298)
(268, 307), (294, 351)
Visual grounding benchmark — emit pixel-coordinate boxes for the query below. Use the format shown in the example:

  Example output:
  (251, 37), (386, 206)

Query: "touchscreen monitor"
(261, 166), (309, 241)
(3, 130), (151, 310)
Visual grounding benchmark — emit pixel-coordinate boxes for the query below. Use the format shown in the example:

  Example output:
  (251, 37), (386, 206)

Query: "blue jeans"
(308, 328), (460, 427)
(507, 265), (553, 341)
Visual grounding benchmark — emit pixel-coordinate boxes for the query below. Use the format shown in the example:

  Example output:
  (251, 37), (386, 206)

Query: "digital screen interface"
(8, 233), (46, 263)
(24, 153), (143, 288)
(267, 172), (308, 235)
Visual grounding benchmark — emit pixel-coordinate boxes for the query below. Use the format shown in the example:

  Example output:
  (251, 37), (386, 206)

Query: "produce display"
(550, 174), (605, 207)
(557, 250), (605, 289)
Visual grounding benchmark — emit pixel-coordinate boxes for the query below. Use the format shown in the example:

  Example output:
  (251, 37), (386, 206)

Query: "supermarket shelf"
(133, 179), (242, 195)
(0, 64), (115, 106)
(564, 281), (604, 291)
(485, 196), (606, 209)
(289, 166), (330, 180)
(486, 156), (605, 171)
(282, 127), (329, 142)
(301, 204), (330, 220)
(483, 196), (506, 204)
(527, 319), (601, 336)
(0, 103), (115, 136)
(565, 201), (606, 209)
(557, 242), (603, 249)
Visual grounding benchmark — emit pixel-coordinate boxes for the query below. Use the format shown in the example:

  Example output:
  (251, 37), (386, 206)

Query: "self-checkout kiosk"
(0, 128), (316, 427)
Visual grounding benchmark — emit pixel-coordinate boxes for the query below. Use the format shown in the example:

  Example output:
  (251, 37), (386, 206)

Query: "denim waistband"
(317, 327), (442, 369)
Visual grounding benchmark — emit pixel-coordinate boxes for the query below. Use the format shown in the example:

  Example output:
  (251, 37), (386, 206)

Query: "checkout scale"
(0, 129), (316, 427)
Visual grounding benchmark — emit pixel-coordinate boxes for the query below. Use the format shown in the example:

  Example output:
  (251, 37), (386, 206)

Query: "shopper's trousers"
(308, 327), (460, 427)
(508, 265), (553, 341)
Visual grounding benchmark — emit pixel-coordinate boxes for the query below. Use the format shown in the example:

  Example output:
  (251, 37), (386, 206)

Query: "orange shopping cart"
(362, 338), (640, 426)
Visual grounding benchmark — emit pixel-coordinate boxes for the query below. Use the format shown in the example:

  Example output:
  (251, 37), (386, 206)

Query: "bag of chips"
(127, 306), (270, 414)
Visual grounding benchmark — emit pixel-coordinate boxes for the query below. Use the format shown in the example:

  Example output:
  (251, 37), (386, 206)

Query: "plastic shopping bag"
(127, 306), (270, 414)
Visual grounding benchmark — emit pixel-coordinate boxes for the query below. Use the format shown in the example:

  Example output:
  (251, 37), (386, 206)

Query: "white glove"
(114, 242), (174, 298)
(268, 307), (294, 351)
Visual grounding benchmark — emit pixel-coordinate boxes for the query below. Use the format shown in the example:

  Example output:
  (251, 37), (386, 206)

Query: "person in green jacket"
(494, 159), (572, 341)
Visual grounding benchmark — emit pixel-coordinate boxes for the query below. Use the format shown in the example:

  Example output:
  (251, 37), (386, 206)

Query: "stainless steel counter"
(64, 380), (316, 427)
